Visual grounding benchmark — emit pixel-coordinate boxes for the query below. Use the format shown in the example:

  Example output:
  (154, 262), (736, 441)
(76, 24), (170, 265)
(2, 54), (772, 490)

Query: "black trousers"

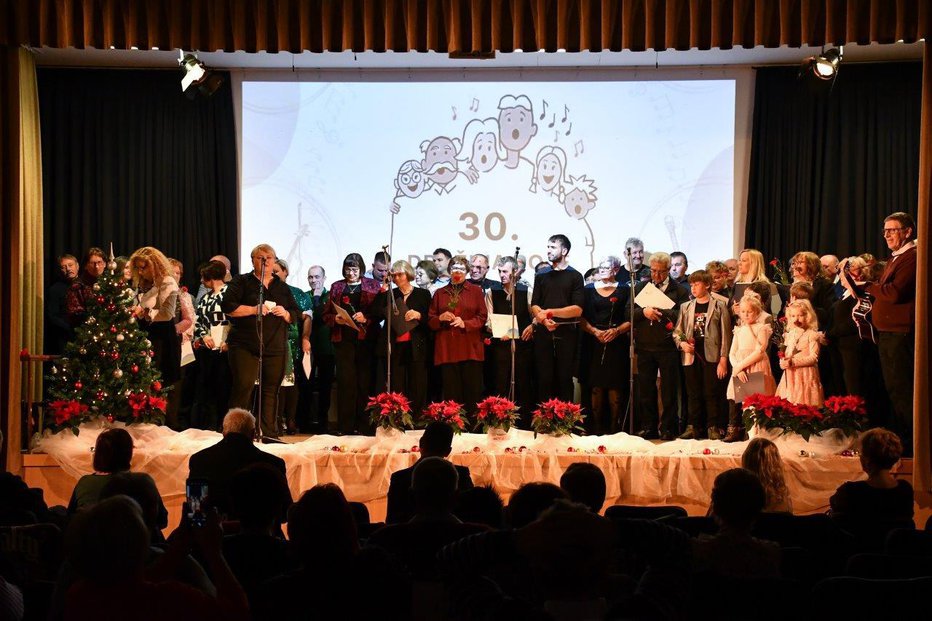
(878, 331), (914, 452)
(376, 342), (428, 419)
(441, 361), (484, 414)
(533, 328), (577, 402)
(334, 339), (373, 434)
(308, 352), (335, 431)
(490, 340), (535, 426)
(636, 348), (681, 436)
(192, 348), (230, 431)
(227, 346), (287, 437)
(683, 359), (728, 430)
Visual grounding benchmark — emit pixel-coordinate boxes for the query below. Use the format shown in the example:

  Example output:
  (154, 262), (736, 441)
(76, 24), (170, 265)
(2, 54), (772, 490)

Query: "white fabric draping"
(37, 421), (864, 513)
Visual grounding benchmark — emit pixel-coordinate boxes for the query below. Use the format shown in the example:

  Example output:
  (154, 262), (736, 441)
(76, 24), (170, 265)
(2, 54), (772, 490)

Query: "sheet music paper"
(490, 313), (520, 339)
(732, 371), (767, 402)
(634, 282), (675, 310)
(209, 324), (229, 350)
(333, 302), (362, 332)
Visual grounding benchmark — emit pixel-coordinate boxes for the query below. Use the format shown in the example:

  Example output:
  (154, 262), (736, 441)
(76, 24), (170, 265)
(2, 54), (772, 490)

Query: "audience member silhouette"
(67, 428), (135, 514)
(61, 495), (248, 621)
(830, 427), (915, 547)
(742, 438), (793, 513)
(559, 462), (607, 514)
(506, 482), (568, 529)
(453, 485), (505, 529)
(187, 408), (288, 518)
(385, 422), (474, 524)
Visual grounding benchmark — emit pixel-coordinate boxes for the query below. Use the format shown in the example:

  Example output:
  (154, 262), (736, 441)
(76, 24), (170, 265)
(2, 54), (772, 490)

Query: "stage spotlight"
(178, 51), (224, 99)
(799, 46), (843, 82)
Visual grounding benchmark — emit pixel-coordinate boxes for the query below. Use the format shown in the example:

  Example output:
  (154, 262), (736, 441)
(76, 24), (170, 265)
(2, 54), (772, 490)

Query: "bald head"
(222, 408), (256, 437)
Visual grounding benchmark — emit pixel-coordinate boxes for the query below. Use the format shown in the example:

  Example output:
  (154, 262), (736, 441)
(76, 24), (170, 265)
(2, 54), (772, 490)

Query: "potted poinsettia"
(476, 396), (519, 440)
(365, 392), (413, 436)
(741, 393), (867, 442)
(531, 398), (585, 437)
(421, 400), (467, 434)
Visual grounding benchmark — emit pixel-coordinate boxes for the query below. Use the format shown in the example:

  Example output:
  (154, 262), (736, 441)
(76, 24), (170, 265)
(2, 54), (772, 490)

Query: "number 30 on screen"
(459, 212), (507, 241)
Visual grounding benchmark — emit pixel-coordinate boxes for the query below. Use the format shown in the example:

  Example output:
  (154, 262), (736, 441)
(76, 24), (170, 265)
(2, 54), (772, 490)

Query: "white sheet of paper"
(263, 300), (277, 310)
(180, 339), (196, 367)
(302, 352), (312, 379)
(209, 324), (229, 350)
(634, 282), (675, 310)
(490, 313), (520, 339)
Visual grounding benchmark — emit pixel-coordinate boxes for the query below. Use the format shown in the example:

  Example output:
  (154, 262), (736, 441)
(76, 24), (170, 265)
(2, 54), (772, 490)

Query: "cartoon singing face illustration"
(394, 160), (426, 199)
(457, 118), (504, 174)
(531, 146), (568, 195)
(563, 175), (597, 220)
(420, 136), (461, 186)
(497, 95), (538, 169)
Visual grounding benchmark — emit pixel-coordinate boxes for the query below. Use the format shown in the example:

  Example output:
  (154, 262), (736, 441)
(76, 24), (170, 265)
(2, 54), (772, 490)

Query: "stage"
(22, 420), (911, 533)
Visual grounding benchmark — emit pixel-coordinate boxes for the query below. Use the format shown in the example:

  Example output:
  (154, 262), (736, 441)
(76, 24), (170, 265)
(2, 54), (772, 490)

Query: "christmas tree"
(46, 255), (166, 434)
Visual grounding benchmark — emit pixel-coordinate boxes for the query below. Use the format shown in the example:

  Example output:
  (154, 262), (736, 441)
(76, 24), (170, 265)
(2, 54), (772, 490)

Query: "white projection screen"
(239, 71), (747, 286)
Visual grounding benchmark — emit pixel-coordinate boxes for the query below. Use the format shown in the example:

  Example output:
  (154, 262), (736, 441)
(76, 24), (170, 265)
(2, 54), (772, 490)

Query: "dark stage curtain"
(2, 0), (928, 54)
(38, 69), (238, 290)
(745, 62), (922, 261)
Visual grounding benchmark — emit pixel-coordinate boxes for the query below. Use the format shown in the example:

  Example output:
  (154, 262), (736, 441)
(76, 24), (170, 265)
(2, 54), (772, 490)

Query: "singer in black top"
(530, 235), (585, 402)
(486, 256), (535, 424)
(221, 244), (300, 438)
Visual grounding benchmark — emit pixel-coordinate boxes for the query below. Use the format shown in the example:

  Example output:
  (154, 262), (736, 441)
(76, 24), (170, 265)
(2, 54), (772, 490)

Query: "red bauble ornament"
(151, 381), (162, 392)
(74, 381), (83, 390)
(107, 304), (116, 312)
(111, 351), (120, 360)
(95, 390), (105, 400)
(149, 350), (155, 357)
(131, 365), (139, 373)
(99, 350), (108, 358)
(96, 295), (105, 304)
(110, 326), (117, 333)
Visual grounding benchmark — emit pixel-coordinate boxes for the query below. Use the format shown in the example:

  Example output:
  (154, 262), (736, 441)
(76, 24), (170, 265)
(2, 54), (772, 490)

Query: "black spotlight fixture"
(179, 51), (223, 99)
(799, 46), (843, 84)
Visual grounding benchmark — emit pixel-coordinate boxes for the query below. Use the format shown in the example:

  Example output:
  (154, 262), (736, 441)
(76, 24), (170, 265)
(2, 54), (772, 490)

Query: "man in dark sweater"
(188, 408), (290, 519)
(385, 422), (473, 524)
(530, 235), (586, 402)
(628, 252), (690, 440)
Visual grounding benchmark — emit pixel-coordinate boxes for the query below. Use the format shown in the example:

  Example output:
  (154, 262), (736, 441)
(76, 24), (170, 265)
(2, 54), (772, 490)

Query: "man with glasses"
(65, 247), (107, 327)
(840, 212), (917, 454)
(629, 252), (690, 440)
(47, 253), (80, 353)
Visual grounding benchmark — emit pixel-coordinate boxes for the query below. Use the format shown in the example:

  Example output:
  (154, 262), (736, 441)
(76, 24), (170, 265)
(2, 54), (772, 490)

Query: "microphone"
(514, 246), (520, 259)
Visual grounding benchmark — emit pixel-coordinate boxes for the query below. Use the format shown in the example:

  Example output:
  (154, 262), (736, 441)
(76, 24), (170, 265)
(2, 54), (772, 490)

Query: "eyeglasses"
(882, 227), (905, 236)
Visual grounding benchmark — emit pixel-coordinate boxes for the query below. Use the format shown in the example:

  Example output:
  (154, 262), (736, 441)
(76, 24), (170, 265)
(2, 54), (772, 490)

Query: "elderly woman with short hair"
(220, 243), (300, 438)
(370, 260), (432, 416)
(415, 259), (442, 295)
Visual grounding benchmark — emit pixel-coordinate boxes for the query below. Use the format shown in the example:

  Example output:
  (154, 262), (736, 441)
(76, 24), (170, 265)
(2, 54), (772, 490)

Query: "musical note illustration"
(573, 140), (584, 157)
(539, 100), (549, 120)
(561, 105), (569, 123)
(554, 129), (560, 143)
(548, 113), (556, 128)
(469, 98), (479, 112)
(451, 106), (457, 120)
(564, 122), (572, 136)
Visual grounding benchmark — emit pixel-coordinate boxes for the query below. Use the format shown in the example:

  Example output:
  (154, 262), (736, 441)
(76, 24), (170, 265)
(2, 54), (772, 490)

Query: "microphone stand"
(255, 260), (266, 442)
(622, 249), (637, 434)
(382, 243), (395, 393)
(508, 246), (520, 403)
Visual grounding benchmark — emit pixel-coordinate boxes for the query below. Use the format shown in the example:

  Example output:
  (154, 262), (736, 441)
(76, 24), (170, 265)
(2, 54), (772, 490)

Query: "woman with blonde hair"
(129, 246), (181, 393)
(730, 249), (779, 320)
(742, 438), (793, 513)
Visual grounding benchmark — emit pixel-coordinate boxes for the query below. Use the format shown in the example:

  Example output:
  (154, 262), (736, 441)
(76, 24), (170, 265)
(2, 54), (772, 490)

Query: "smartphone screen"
(185, 478), (209, 527)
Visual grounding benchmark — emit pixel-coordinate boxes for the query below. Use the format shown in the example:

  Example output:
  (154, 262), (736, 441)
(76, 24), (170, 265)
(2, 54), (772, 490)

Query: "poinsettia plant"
(742, 393), (867, 441)
(126, 392), (167, 425)
(365, 392), (413, 430)
(421, 400), (467, 434)
(531, 398), (585, 437)
(475, 396), (520, 432)
(46, 400), (93, 435)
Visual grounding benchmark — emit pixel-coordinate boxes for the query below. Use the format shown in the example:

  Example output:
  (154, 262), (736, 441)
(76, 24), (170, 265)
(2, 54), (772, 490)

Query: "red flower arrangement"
(475, 396), (520, 432)
(742, 393), (866, 441)
(126, 392), (168, 423)
(531, 398), (585, 436)
(47, 400), (91, 433)
(421, 400), (467, 434)
(365, 392), (413, 430)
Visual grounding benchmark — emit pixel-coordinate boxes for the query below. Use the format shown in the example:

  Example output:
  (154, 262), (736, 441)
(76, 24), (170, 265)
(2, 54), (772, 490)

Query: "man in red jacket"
(842, 212), (916, 453)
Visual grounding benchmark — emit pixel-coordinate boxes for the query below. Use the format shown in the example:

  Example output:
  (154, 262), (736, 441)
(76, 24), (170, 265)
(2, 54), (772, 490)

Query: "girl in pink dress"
(724, 294), (776, 442)
(776, 300), (824, 406)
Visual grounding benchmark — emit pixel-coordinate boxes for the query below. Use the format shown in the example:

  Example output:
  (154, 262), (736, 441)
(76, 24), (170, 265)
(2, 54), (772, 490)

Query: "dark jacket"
(187, 433), (289, 518)
(370, 286), (432, 361)
(628, 280), (690, 351)
(322, 277), (382, 342)
(866, 245), (916, 333)
(385, 460), (474, 525)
